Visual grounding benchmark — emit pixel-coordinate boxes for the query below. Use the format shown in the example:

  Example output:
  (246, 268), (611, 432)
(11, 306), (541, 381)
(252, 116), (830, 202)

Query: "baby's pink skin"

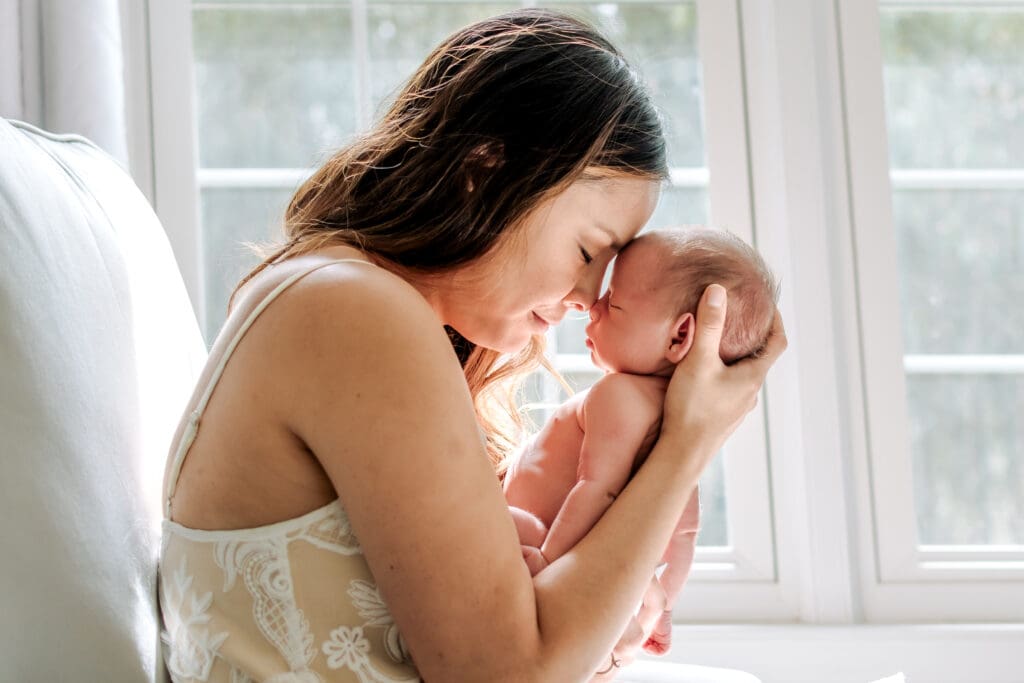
(638, 491), (700, 655)
(503, 372), (701, 658)
(503, 235), (708, 665)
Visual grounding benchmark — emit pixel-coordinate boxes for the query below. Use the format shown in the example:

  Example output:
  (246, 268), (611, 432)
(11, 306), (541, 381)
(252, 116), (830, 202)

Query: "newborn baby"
(503, 227), (779, 655)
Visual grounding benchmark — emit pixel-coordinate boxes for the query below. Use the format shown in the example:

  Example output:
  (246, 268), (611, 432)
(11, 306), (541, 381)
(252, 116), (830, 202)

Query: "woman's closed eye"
(579, 246), (593, 265)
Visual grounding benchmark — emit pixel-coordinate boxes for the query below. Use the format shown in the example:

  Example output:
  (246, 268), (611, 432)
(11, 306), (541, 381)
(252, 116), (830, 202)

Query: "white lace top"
(160, 259), (420, 683)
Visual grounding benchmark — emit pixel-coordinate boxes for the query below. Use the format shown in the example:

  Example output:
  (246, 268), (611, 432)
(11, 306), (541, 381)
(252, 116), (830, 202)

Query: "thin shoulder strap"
(163, 258), (374, 516)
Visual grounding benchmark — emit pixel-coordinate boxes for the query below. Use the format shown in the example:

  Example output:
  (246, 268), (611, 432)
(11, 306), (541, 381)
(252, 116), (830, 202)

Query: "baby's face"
(584, 239), (678, 375)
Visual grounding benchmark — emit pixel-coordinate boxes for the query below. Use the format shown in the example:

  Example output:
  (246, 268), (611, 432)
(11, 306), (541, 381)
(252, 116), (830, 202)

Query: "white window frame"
(135, 0), (1024, 638)
(671, 0), (790, 619)
(836, 0), (1024, 621)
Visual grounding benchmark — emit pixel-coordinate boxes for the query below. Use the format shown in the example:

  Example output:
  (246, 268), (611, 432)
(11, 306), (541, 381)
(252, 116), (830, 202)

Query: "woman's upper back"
(161, 248), (438, 682)
(165, 245), (454, 531)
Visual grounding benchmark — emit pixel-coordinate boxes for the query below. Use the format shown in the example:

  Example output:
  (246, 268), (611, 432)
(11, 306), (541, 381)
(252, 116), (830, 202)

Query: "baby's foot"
(642, 610), (673, 656)
(521, 545), (549, 576)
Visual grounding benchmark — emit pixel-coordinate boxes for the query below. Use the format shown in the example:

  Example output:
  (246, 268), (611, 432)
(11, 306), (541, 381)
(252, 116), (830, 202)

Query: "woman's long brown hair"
(233, 9), (668, 477)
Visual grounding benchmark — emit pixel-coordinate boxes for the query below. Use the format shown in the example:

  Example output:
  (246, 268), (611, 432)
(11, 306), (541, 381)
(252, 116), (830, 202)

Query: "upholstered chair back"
(0, 118), (205, 682)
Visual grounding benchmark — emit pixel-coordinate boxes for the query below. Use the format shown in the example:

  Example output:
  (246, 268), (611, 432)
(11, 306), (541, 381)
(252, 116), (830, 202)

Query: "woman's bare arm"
(278, 269), (785, 682)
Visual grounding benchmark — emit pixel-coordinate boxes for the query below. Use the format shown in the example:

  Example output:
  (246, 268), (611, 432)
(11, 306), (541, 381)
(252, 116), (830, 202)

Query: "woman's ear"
(465, 141), (504, 193)
(666, 312), (695, 364)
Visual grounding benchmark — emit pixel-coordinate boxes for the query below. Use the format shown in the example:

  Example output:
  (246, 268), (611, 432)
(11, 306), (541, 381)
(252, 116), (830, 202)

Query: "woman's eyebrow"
(595, 223), (624, 250)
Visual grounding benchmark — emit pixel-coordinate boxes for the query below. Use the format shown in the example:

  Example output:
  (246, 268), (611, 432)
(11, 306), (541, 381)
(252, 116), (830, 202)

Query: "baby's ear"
(666, 312), (695, 364)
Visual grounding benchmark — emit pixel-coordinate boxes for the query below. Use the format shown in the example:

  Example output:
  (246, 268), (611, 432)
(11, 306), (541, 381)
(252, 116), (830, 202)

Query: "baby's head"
(584, 227), (779, 376)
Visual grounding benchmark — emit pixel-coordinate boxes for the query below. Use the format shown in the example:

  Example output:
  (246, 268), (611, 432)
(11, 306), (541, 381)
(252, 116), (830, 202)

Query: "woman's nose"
(565, 268), (603, 312)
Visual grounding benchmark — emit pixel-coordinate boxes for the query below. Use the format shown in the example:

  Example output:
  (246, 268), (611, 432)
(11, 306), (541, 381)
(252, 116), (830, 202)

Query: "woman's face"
(444, 173), (660, 353)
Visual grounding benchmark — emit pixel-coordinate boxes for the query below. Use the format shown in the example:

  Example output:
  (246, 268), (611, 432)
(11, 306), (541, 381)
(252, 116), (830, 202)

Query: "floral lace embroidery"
(347, 580), (413, 665)
(229, 665), (255, 683)
(162, 556), (229, 682)
(323, 626), (371, 669)
(163, 503), (421, 682)
(215, 538), (317, 675)
(322, 626), (418, 683)
(294, 504), (363, 556)
(264, 673), (323, 683)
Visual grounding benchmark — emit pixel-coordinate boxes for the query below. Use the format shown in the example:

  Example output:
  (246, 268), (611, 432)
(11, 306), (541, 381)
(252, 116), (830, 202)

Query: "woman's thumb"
(694, 284), (728, 357)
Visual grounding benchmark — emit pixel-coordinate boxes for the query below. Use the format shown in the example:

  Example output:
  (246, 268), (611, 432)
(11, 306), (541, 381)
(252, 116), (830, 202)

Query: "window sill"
(625, 624), (1024, 683)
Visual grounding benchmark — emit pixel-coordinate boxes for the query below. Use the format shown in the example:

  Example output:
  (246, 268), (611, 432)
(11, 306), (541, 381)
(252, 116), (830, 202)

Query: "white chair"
(0, 118), (205, 682)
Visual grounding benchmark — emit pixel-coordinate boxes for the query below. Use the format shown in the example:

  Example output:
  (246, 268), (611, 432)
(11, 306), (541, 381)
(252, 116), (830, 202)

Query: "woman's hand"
(661, 284), (787, 472)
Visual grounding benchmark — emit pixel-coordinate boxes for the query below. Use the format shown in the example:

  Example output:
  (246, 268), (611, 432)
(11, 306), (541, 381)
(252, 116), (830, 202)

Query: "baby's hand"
(521, 545), (549, 576)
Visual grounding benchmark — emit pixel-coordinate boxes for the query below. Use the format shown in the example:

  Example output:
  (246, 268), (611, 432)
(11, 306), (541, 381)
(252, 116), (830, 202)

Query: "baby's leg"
(644, 489), (701, 654)
(636, 574), (669, 654)
(508, 506), (550, 575)
(643, 607), (674, 656)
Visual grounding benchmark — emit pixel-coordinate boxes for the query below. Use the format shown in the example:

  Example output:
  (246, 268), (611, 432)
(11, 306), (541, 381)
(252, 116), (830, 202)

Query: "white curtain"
(0, 0), (129, 167)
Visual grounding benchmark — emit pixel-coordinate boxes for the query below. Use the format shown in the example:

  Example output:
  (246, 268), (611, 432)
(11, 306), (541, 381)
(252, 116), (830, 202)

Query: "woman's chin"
(466, 329), (534, 356)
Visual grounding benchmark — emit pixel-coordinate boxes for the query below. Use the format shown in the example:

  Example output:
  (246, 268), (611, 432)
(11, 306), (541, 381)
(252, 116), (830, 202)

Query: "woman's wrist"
(646, 430), (715, 482)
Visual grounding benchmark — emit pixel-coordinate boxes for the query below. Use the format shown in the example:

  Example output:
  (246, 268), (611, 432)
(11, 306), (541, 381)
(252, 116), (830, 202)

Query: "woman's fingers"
(762, 306), (788, 364)
(691, 284), (728, 364)
(660, 292), (787, 468)
(737, 306), (789, 385)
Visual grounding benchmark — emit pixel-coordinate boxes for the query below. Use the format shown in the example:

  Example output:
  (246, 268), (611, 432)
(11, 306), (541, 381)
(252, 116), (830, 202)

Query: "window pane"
(880, 10), (1024, 168)
(698, 454), (726, 546)
(880, 8), (1024, 547)
(193, 6), (356, 168)
(367, 3), (518, 116)
(550, 2), (705, 168)
(200, 188), (291, 338)
(893, 189), (1024, 355)
(907, 374), (1024, 545)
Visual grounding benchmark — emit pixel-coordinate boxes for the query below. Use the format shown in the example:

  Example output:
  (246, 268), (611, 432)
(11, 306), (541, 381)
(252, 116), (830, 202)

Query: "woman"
(160, 9), (785, 682)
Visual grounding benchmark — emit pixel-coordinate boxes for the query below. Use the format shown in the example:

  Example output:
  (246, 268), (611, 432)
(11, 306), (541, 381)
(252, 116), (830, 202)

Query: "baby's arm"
(539, 375), (657, 565)
(508, 506), (551, 575)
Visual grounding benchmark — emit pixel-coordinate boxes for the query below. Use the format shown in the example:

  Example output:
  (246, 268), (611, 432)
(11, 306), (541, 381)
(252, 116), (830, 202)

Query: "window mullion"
(740, 0), (867, 623)
(697, 0), (775, 583)
(352, 0), (371, 129)
(150, 0), (205, 331)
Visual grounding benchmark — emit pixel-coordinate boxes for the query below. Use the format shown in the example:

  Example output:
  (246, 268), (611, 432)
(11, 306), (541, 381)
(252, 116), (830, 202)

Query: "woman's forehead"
(612, 240), (663, 291)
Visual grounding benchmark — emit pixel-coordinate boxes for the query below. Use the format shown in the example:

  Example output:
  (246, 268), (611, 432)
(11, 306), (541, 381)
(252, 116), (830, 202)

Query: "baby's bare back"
(503, 392), (588, 526)
(503, 374), (668, 528)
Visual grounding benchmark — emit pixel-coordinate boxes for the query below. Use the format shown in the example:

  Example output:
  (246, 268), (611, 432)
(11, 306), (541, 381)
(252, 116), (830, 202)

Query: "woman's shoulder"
(236, 247), (470, 440)
(218, 247), (462, 401)
(241, 249), (441, 344)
